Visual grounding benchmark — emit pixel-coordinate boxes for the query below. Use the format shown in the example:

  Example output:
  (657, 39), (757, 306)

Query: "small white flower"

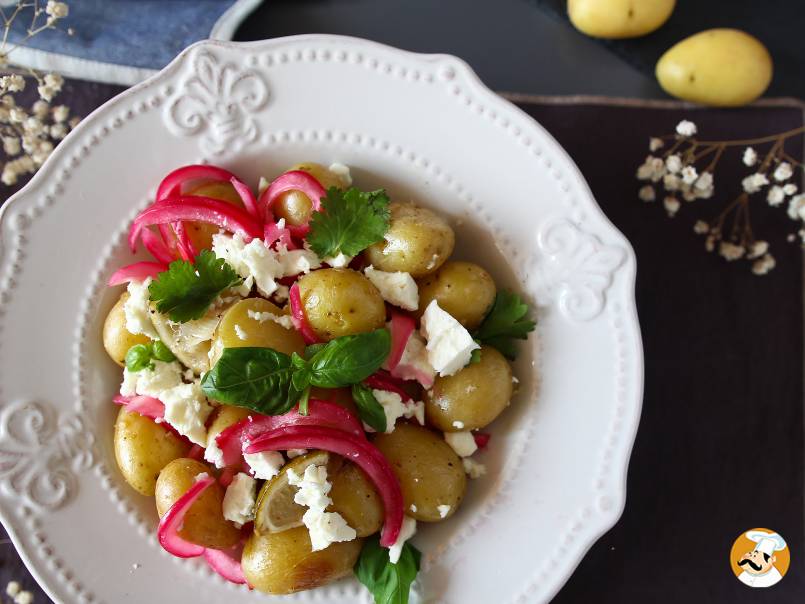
(636, 155), (666, 182)
(747, 240), (769, 259)
(649, 137), (664, 152)
(52, 104), (69, 122)
(1, 164), (17, 185)
(773, 162), (793, 182)
(665, 154), (683, 174)
(787, 194), (805, 220)
(8, 107), (25, 123)
(2, 136), (20, 155)
(50, 123), (68, 139)
(31, 100), (49, 118)
(693, 171), (713, 191)
(37, 84), (56, 101)
(46, 1), (69, 19)
(742, 172), (769, 194)
(783, 183), (798, 196)
(767, 186), (785, 206)
(693, 220), (710, 235)
(752, 253), (776, 276)
(638, 185), (655, 202)
(1, 74), (25, 92)
(0, 107), (9, 122)
(676, 120), (697, 137)
(663, 196), (680, 217)
(719, 241), (745, 261)
(681, 185), (697, 202)
(705, 234), (716, 252)
(44, 73), (64, 89)
(23, 116), (43, 135)
(1, 94), (15, 108)
(742, 147), (757, 167)
(681, 165), (698, 185)
(662, 173), (680, 191)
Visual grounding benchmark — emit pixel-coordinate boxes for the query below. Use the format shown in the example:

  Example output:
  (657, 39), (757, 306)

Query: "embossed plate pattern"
(0, 36), (643, 604)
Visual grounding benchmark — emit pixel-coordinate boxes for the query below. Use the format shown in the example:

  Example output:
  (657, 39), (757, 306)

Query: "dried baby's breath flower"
(6, 581), (21, 597)
(747, 240), (769, 259)
(665, 154), (682, 174)
(719, 241), (745, 261)
(638, 185), (655, 202)
(676, 120), (697, 137)
(742, 173), (769, 194)
(680, 165), (698, 185)
(649, 137), (664, 152)
(767, 185), (785, 206)
(663, 196), (680, 217)
(742, 147), (757, 167)
(788, 194), (805, 220)
(773, 161), (793, 182)
(783, 183), (798, 196)
(693, 220), (709, 235)
(751, 254), (776, 276)
(663, 173), (681, 191)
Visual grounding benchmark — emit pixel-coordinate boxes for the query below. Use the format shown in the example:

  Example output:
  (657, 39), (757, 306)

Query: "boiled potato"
(273, 162), (350, 227)
(155, 458), (241, 549)
(242, 528), (363, 594)
(184, 181), (243, 251)
(209, 298), (305, 366)
(373, 423), (466, 522)
(656, 29), (773, 106)
(297, 269), (386, 341)
(329, 463), (383, 537)
(103, 293), (151, 366)
(425, 346), (512, 432)
(364, 202), (455, 277)
(569, 0), (675, 39)
(114, 407), (190, 496)
(417, 261), (496, 329)
(206, 405), (252, 466)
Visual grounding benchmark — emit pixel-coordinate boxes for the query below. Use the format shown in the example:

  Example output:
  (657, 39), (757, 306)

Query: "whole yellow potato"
(329, 463), (384, 537)
(569, 0), (675, 39)
(273, 162), (349, 227)
(155, 458), (241, 549)
(364, 202), (455, 277)
(656, 29), (773, 106)
(425, 346), (513, 432)
(297, 268), (386, 341)
(417, 261), (496, 329)
(103, 293), (151, 366)
(184, 181), (243, 251)
(114, 407), (190, 496)
(373, 422), (466, 522)
(205, 405), (252, 467)
(242, 528), (363, 594)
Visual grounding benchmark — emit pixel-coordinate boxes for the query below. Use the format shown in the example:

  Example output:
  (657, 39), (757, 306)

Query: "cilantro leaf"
(125, 340), (176, 372)
(352, 383), (387, 433)
(306, 187), (391, 258)
(355, 535), (421, 604)
(473, 291), (536, 360)
(148, 250), (242, 322)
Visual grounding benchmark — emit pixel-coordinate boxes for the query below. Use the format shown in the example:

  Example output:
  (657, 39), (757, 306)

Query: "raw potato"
(297, 268), (386, 341)
(242, 528), (363, 594)
(364, 202), (455, 277)
(209, 298), (305, 366)
(329, 463), (384, 537)
(206, 405), (252, 467)
(417, 261), (496, 329)
(425, 346), (513, 432)
(373, 422), (466, 522)
(114, 407), (190, 496)
(656, 29), (773, 107)
(273, 162), (350, 227)
(184, 181), (244, 251)
(103, 292), (151, 366)
(569, 0), (675, 39)
(155, 458), (241, 549)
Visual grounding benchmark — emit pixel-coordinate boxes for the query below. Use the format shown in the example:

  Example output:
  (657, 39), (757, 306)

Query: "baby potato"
(656, 29), (773, 106)
(569, 0), (675, 39)
(114, 407), (190, 496)
(155, 458), (241, 549)
(373, 422), (466, 522)
(364, 202), (455, 277)
(242, 528), (363, 594)
(425, 346), (513, 432)
(417, 261), (496, 329)
(103, 292), (151, 366)
(273, 162), (350, 227)
(328, 463), (383, 537)
(184, 181), (244, 251)
(209, 298), (305, 366)
(206, 405), (252, 466)
(297, 269), (386, 341)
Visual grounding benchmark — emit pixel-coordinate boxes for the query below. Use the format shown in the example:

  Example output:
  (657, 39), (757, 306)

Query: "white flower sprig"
(636, 119), (805, 275)
(0, 1), (77, 187)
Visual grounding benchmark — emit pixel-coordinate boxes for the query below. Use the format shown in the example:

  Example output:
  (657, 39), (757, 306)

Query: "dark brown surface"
(0, 81), (802, 602)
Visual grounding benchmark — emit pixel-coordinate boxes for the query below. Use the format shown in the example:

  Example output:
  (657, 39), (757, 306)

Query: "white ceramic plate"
(0, 36), (643, 604)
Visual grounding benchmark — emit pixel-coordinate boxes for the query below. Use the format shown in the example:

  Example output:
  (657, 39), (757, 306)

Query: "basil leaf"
(151, 340), (176, 363)
(125, 344), (153, 372)
(304, 343), (327, 359)
(355, 535), (421, 604)
(306, 329), (391, 388)
(201, 347), (300, 415)
(352, 384), (387, 433)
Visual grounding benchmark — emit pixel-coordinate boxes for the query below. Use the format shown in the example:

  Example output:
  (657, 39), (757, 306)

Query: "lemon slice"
(254, 451), (330, 535)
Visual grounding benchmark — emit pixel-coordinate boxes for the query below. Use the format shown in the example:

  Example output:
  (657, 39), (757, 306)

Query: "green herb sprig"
(355, 535), (421, 604)
(125, 340), (176, 372)
(473, 291), (536, 360)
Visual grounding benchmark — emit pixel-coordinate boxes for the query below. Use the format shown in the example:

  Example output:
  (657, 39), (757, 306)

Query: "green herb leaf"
(473, 291), (536, 360)
(304, 343), (327, 360)
(305, 329), (391, 388)
(306, 187), (391, 258)
(125, 344), (154, 372)
(469, 342), (482, 365)
(149, 250), (242, 322)
(351, 384), (387, 433)
(201, 347), (300, 415)
(355, 535), (421, 604)
(150, 340), (176, 363)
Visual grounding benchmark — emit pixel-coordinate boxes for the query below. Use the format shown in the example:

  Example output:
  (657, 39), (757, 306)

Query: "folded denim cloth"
(4, 0), (261, 85)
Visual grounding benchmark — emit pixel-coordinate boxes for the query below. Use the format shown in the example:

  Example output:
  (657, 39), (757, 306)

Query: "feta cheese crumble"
(247, 308), (295, 330)
(420, 300), (479, 376)
(204, 436), (225, 469)
(364, 265), (419, 311)
(387, 515), (417, 564)
(328, 162), (352, 186)
(244, 451), (285, 480)
(389, 331), (436, 387)
(371, 389), (425, 433)
(124, 278), (158, 339)
(444, 431), (478, 457)
(234, 324), (247, 340)
(287, 464), (356, 551)
(287, 449), (308, 459)
(323, 252), (354, 268)
(222, 472), (257, 528)
(452, 420), (464, 429)
(160, 381), (214, 446)
(437, 504), (451, 519)
(463, 457), (487, 479)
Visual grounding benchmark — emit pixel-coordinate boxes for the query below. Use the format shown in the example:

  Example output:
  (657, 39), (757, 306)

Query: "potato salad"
(103, 162), (535, 601)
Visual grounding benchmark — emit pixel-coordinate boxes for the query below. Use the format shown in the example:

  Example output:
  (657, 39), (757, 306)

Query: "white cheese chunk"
(323, 252), (354, 268)
(364, 265), (418, 311)
(234, 324), (247, 340)
(390, 332), (436, 388)
(276, 244), (321, 276)
(437, 504), (451, 519)
(204, 437), (225, 469)
(222, 473), (257, 528)
(212, 233), (281, 297)
(247, 309), (295, 330)
(286, 449), (308, 459)
(328, 162), (352, 186)
(123, 278), (158, 339)
(388, 516), (417, 564)
(119, 360), (183, 398)
(419, 300), (479, 376)
(243, 451), (285, 480)
(444, 431), (478, 458)
(160, 381), (214, 446)
(463, 458), (487, 479)
(372, 389), (425, 433)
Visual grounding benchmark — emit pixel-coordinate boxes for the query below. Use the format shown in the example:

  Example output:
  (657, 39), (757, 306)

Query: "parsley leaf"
(351, 384), (387, 433)
(148, 250), (242, 322)
(125, 340), (176, 372)
(355, 535), (421, 604)
(306, 187), (391, 258)
(473, 291), (536, 360)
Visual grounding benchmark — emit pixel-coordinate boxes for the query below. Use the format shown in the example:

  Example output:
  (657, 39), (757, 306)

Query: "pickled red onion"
(188, 444), (205, 460)
(108, 261), (167, 286)
(473, 432), (491, 448)
(386, 312), (416, 372)
(363, 372), (413, 403)
(264, 221), (297, 250)
(230, 177), (260, 219)
(258, 170), (326, 235)
(204, 544), (247, 585)
(157, 475), (215, 558)
(218, 467), (236, 487)
(245, 425), (403, 546)
(289, 283), (320, 344)
(156, 164), (238, 201)
(113, 394), (165, 420)
(141, 228), (178, 264)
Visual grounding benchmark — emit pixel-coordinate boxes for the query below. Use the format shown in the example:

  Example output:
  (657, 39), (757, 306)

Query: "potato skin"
(114, 407), (190, 496)
(103, 293), (151, 366)
(417, 261), (496, 329)
(297, 269), (386, 341)
(273, 162), (350, 227)
(328, 463), (383, 537)
(425, 346), (512, 432)
(373, 422), (466, 522)
(569, 0), (675, 39)
(364, 202), (455, 277)
(206, 405), (252, 466)
(155, 458), (241, 549)
(242, 528), (363, 594)
(656, 29), (773, 107)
